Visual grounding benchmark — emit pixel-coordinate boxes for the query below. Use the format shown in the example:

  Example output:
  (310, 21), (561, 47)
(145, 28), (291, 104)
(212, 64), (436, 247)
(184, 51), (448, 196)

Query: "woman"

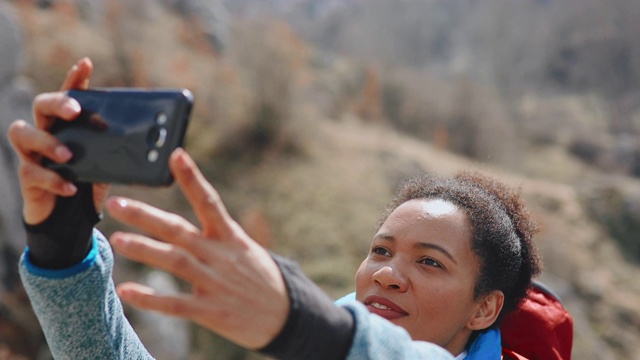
(11, 58), (540, 359)
(340, 173), (542, 358)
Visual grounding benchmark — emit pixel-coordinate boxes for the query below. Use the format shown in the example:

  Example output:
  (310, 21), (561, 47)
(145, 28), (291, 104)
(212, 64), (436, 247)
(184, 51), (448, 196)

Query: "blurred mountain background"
(1, 0), (640, 358)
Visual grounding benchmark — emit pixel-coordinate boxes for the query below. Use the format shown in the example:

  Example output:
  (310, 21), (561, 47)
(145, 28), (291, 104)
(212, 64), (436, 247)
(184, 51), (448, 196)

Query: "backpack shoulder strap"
(502, 347), (530, 360)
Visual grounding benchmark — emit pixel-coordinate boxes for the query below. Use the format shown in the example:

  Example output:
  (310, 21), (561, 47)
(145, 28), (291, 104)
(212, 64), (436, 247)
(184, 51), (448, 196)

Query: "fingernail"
(55, 145), (73, 161)
(62, 99), (81, 117)
(75, 57), (88, 67)
(111, 233), (129, 247)
(117, 287), (133, 299)
(175, 151), (189, 170)
(108, 197), (128, 210)
(64, 183), (77, 194)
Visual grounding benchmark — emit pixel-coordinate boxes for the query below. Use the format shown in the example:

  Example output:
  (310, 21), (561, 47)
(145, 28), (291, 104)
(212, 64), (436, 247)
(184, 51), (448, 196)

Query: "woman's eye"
(372, 247), (391, 257)
(419, 257), (442, 268)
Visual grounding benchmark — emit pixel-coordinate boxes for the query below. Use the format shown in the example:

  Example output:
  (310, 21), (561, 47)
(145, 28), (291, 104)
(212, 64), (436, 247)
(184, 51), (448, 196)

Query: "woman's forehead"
(377, 198), (476, 261)
(417, 198), (459, 217)
(382, 199), (471, 234)
(394, 198), (463, 219)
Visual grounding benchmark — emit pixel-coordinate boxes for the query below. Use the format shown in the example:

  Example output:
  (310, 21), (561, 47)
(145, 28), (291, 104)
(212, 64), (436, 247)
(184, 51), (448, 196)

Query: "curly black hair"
(377, 171), (542, 327)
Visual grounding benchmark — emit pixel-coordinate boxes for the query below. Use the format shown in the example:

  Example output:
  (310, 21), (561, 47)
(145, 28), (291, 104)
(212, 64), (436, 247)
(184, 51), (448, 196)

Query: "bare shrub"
(582, 184), (640, 263)
(380, 68), (451, 145)
(380, 69), (520, 166)
(352, 66), (385, 123)
(568, 136), (604, 165)
(210, 19), (309, 162)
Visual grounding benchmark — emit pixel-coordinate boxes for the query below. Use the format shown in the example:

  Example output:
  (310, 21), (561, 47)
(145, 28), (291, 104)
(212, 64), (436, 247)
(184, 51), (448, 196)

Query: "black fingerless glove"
(260, 254), (355, 360)
(24, 182), (101, 269)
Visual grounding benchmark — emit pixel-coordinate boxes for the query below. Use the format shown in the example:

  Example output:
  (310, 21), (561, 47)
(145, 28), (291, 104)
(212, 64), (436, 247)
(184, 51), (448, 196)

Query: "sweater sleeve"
(260, 254), (355, 360)
(19, 229), (153, 360)
(342, 301), (455, 360)
(261, 254), (454, 360)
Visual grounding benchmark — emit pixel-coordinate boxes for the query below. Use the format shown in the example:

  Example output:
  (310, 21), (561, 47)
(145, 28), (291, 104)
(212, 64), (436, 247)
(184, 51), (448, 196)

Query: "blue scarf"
(464, 328), (501, 359)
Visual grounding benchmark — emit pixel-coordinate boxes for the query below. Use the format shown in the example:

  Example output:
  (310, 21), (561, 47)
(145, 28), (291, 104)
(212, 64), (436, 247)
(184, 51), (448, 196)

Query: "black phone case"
(44, 88), (193, 186)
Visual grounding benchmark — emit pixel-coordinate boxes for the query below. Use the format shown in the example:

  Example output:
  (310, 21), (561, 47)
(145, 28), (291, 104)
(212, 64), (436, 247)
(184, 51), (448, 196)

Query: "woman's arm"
(19, 230), (152, 359)
(10, 57), (139, 358)
(12, 57), (454, 360)
(261, 255), (454, 360)
(107, 149), (453, 360)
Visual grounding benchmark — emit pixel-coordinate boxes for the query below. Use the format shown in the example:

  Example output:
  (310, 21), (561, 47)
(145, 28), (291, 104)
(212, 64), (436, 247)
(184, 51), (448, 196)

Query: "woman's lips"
(363, 295), (409, 320)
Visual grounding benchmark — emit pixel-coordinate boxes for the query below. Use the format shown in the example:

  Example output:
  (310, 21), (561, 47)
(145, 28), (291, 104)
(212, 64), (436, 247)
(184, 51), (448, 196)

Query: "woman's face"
(355, 198), (482, 354)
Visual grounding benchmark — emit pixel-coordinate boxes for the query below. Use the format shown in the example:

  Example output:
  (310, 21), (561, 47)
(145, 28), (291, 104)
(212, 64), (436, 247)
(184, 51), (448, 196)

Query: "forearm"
(260, 254), (355, 360)
(19, 230), (152, 359)
(261, 255), (454, 360)
(262, 256), (453, 360)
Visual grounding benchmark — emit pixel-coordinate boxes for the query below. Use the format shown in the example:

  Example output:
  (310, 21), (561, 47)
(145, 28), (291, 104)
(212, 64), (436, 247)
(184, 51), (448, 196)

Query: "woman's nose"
(372, 265), (408, 292)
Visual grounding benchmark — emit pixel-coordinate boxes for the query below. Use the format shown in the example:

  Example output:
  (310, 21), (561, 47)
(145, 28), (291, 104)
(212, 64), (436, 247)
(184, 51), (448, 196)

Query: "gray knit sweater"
(19, 230), (152, 359)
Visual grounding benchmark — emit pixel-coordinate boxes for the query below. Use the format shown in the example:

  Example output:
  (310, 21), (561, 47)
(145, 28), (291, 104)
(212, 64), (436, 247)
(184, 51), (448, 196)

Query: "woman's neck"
(442, 328), (473, 358)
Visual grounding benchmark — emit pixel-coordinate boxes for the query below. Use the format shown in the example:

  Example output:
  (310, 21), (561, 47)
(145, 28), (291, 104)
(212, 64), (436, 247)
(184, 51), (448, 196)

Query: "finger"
(60, 57), (93, 91)
(92, 183), (111, 213)
(32, 92), (81, 130)
(169, 148), (235, 238)
(19, 161), (78, 198)
(8, 120), (73, 163)
(32, 58), (92, 131)
(110, 231), (217, 286)
(116, 282), (245, 346)
(106, 197), (202, 252)
(20, 158), (77, 225)
(116, 282), (203, 320)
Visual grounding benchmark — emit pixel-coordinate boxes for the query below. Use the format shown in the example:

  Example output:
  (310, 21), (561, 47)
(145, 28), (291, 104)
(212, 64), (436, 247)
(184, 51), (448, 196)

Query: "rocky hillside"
(1, 1), (639, 359)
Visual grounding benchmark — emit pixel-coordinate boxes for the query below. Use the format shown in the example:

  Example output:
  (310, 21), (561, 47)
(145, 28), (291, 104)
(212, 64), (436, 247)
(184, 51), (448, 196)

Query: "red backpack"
(499, 281), (574, 360)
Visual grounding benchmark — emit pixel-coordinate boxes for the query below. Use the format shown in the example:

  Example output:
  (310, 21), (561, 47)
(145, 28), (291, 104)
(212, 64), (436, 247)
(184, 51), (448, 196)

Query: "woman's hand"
(106, 148), (290, 350)
(7, 57), (110, 225)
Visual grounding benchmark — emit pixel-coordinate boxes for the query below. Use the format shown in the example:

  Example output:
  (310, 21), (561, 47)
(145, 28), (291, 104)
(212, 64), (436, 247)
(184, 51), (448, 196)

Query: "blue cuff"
(24, 235), (99, 279)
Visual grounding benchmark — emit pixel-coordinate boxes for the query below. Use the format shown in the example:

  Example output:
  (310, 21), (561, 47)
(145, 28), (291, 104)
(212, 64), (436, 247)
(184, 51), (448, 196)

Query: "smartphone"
(44, 88), (193, 186)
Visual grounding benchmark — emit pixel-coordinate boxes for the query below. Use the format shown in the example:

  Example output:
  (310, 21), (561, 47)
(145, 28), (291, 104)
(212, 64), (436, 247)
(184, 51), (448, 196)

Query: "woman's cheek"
(354, 259), (371, 297)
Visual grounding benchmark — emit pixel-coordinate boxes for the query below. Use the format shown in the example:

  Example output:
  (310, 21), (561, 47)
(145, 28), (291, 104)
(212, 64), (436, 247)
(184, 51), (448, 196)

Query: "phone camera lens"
(156, 112), (168, 125)
(147, 126), (168, 148)
(147, 149), (159, 163)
